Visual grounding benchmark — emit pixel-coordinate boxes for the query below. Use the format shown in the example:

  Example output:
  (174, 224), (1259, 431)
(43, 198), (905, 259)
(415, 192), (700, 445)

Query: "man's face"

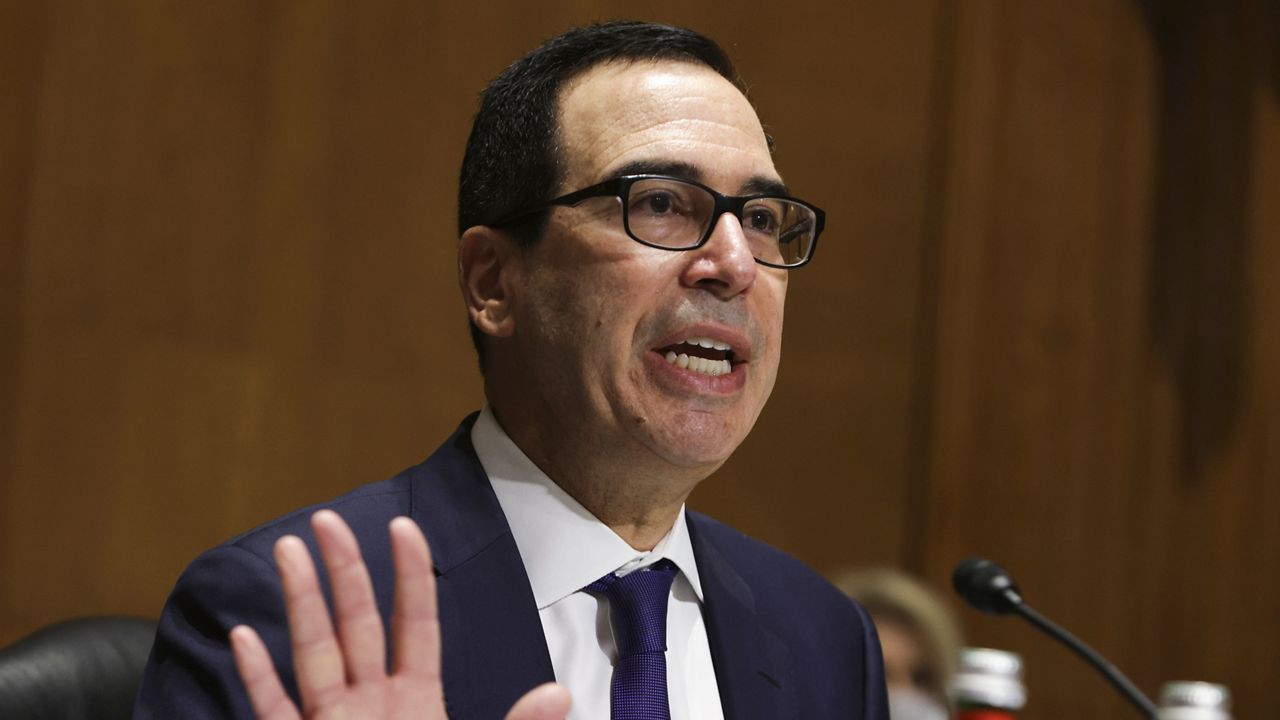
(504, 60), (788, 478)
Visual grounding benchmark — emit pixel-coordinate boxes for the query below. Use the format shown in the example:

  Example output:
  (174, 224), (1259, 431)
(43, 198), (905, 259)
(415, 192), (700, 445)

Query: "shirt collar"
(471, 405), (704, 609)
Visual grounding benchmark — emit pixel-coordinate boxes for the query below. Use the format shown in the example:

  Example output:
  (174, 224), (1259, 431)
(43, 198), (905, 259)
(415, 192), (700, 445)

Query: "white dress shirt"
(472, 406), (726, 720)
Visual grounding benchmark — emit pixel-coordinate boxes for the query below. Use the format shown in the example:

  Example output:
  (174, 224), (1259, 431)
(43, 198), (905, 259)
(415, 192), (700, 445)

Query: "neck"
(524, 435), (694, 550)
(554, 473), (686, 551)
(486, 399), (703, 551)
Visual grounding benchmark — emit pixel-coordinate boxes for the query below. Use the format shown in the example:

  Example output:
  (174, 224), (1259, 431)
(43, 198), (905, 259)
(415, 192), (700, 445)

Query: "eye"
(744, 206), (780, 234)
(643, 192), (674, 214)
(630, 188), (691, 218)
(911, 667), (937, 690)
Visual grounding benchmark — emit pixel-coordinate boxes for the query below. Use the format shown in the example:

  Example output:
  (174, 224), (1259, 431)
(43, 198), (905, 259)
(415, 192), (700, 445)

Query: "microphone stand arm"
(1008, 596), (1158, 719)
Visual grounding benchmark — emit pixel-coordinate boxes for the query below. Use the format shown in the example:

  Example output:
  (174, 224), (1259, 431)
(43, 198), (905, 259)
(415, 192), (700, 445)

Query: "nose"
(679, 212), (758, 298)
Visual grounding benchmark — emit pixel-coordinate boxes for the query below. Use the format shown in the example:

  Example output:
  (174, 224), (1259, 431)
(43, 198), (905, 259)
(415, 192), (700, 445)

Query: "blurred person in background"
(836, 568), (962, 720)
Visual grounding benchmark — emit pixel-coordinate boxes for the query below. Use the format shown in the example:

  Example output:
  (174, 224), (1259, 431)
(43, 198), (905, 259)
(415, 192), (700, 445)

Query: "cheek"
(522, 265), (635, 364)
(757, 280), (788, 366)
(516, 263), (589, 369)
(768, 275), (788, 334)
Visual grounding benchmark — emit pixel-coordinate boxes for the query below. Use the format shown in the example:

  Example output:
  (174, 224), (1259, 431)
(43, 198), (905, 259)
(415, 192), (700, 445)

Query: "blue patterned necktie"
(587, 558), (679, 720)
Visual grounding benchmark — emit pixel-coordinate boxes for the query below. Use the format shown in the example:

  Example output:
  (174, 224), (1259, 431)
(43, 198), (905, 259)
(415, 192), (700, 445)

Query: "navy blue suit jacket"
(136, 417), (887, 718)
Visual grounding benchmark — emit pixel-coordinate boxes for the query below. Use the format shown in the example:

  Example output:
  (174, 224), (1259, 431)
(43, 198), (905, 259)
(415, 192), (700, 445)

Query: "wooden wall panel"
(0, 0), (936, 647)
(0, 1), (50, 629)
(919, 3), (1161, 716)
(2, 1), (1277, 716)
(689, 1), (942, 575)
(918, 1), (1279, 717)
(1135, 73), (1280, 718)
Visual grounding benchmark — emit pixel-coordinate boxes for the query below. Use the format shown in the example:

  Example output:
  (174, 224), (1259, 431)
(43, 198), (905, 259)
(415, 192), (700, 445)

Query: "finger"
(311, 509), (387, 684)
(388, 516), (441, 681)
(505, 683), (573, 720)
(230, 625), (302, 720)
(275, 533), (346, 709)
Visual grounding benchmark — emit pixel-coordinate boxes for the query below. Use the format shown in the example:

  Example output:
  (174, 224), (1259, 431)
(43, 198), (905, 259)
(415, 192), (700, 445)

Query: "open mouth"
(656, 336), (737, 377)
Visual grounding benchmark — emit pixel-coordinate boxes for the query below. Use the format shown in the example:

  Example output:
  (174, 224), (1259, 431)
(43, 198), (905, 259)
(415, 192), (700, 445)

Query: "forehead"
(555, 60), (779, 192)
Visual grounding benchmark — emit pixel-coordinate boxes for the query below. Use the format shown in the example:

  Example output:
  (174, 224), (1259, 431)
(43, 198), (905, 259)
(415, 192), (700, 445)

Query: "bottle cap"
(949, 647), (1027, 710)
(1158, 682), (1231, 720)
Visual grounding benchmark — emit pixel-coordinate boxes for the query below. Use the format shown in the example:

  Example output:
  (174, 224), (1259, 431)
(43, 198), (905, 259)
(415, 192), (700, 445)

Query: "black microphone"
(952, 557), (1158, 719)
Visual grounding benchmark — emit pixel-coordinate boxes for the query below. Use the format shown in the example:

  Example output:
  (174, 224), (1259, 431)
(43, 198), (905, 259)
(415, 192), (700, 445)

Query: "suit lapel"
(404, 420), (799, 718)
(408, 418), (556, 719)
(689, 515), (796, 720)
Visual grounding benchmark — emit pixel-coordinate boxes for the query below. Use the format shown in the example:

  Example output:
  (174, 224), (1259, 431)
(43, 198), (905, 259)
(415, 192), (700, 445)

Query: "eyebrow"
(603, 159), (791, 198)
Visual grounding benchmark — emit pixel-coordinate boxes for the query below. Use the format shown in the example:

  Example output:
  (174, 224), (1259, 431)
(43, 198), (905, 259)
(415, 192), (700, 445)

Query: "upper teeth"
(664, 351), (732, 376)
(685, 337), (731, 352)
(661, 337), (735, 377)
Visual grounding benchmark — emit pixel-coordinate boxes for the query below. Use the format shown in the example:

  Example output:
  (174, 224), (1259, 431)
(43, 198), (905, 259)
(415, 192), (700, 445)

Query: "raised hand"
(229, 509), (570, 719)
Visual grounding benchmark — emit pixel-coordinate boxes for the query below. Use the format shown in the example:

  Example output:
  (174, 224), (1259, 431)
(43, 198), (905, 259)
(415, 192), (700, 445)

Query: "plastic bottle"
(1157, 681), (1232, 720)
(949, 647), (1026, 720)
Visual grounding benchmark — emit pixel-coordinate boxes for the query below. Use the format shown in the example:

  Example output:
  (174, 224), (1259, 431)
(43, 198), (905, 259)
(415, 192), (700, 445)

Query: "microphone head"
(952, 557), (1025, 615)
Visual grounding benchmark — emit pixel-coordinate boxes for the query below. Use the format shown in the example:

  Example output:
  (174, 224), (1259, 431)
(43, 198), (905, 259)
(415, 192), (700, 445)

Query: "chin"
(641, 416), (749, 471)
(648, 449), (731, 480)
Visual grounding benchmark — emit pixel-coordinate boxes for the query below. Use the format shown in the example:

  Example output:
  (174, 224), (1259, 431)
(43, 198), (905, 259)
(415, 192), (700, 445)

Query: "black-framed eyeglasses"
(492, 174), (825, 269)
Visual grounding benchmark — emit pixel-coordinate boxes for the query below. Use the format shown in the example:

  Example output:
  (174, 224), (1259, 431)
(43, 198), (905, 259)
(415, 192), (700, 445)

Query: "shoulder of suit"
(200, 416), (477, 564)
(220, 470), (416, 558)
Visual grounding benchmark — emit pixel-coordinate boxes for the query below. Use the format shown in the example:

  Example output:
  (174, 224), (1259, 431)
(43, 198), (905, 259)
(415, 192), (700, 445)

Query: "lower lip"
(645, 350), (748, 395)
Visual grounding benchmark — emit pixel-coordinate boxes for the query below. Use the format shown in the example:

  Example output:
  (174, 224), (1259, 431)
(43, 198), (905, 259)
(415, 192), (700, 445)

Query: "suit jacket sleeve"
(134, 543), (290, 719)
(853, 595), (890, 719)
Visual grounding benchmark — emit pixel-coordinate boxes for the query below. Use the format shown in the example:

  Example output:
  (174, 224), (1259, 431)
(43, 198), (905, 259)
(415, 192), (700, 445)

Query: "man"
(136, 21), (887, 719)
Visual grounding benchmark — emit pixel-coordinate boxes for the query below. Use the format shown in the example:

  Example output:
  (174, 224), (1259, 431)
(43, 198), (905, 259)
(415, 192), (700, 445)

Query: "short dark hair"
(457, 21), (747, 367)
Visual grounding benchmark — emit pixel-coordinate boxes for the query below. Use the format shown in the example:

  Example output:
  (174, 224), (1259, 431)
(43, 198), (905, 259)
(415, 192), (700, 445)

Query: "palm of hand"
(230, 510), (569, 720)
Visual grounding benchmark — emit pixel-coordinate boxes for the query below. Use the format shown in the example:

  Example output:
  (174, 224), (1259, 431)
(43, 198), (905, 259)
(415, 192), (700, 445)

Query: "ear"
(458, 225), (521, 339)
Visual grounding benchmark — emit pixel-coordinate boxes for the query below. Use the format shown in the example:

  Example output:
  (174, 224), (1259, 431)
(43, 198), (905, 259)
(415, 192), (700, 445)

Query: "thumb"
(505, 682), (572, 720)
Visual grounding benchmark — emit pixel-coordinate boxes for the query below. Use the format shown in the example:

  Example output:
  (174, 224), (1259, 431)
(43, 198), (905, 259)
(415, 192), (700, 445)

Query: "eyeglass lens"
(621, 178), (815, 267)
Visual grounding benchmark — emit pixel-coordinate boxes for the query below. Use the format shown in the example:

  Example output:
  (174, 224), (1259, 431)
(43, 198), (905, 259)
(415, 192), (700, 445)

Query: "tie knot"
(588, 559), (677, 659)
